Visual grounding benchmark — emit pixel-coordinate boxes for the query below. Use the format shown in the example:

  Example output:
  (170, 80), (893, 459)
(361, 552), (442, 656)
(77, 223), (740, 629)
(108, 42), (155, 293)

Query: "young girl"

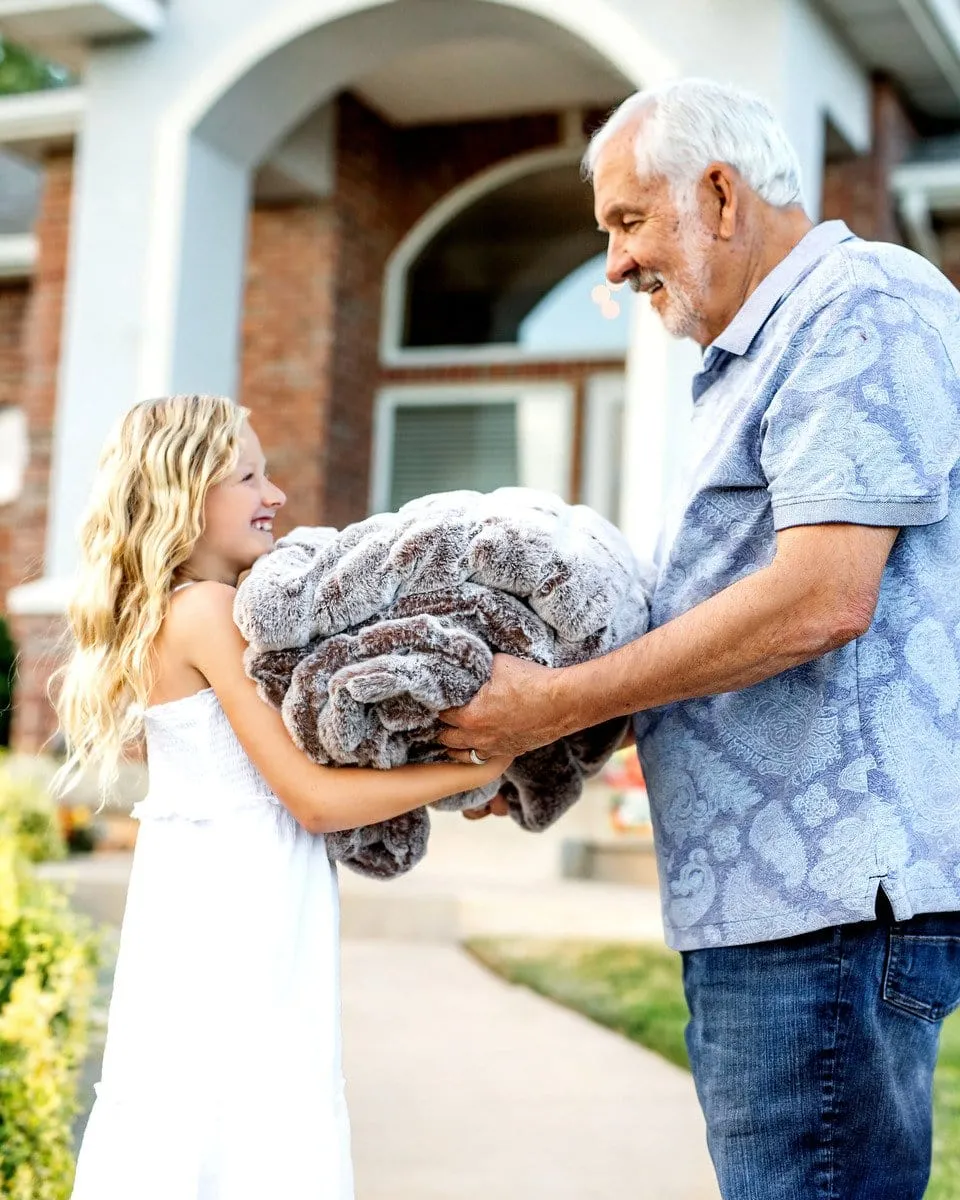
(58, 395), (509, 1200)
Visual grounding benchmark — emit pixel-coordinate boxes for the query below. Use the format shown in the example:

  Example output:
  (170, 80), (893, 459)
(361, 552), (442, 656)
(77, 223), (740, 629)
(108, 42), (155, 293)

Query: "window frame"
(581, 372), (626, 525)
(0, 406), (27, 507)
(380, 146), (627, 367)
(370, 382), (576, 514)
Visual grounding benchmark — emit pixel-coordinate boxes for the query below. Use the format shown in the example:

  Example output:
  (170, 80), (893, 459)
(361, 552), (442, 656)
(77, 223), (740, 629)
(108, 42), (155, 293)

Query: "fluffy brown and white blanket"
(235, 488), (652, 878)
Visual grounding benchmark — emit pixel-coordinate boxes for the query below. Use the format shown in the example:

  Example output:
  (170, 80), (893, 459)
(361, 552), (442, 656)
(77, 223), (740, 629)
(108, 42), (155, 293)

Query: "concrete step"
(37, 800), (667, 944)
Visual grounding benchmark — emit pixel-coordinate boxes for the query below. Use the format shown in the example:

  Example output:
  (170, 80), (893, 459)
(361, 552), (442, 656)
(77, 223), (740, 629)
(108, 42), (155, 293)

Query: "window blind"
(389, 402), (519, 510)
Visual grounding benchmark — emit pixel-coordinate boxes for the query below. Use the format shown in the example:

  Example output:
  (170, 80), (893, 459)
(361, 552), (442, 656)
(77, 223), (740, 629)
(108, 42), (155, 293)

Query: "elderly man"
(440, 79), (960, 1199)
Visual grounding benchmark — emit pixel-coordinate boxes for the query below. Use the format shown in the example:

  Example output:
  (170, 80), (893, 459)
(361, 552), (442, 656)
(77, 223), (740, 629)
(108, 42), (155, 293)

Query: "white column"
(169, 138), (251, 397)
(618, 300), (700, 563)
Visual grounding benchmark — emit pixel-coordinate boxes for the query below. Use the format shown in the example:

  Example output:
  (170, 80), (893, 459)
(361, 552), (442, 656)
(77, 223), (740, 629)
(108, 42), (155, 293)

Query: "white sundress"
(71, 684), (354, 1200)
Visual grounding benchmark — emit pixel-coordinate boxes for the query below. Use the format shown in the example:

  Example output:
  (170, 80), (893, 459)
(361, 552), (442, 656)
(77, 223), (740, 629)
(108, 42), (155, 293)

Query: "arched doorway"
(371, 146), (636, 522)
(121, 0), (658, 534)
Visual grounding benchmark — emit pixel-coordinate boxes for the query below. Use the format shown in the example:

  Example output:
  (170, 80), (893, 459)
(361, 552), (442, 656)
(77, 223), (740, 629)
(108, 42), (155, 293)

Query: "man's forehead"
(593, 142), (661, 224)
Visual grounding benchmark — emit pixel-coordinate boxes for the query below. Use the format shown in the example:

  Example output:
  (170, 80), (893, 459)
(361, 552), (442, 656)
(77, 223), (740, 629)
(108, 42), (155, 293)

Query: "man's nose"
(605, 239), (635, 286)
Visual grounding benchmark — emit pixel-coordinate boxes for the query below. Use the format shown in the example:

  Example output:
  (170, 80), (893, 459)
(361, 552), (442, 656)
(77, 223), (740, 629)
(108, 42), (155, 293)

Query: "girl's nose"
(267, 481), (286, 509)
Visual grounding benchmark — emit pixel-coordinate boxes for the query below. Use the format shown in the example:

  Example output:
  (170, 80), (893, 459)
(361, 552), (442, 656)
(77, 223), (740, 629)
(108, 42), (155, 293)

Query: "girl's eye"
(241, 472), (254, 483)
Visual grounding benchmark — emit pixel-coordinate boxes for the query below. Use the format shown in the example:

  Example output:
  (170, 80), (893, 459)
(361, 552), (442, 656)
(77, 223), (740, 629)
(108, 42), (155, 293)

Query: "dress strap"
(171, 581), (198, 594)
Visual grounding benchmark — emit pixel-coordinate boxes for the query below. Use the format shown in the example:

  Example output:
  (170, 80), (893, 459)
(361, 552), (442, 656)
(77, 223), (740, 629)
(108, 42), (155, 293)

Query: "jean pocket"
(883, 927), (960, 1022)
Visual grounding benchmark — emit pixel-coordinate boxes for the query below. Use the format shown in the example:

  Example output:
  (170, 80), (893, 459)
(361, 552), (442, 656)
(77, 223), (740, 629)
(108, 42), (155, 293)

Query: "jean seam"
(820, 926), (850, 1200)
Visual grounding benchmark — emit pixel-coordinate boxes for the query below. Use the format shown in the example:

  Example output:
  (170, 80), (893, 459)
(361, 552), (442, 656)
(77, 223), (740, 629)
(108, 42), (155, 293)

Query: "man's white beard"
(656, 224), (713, 340)
(659, 281), (703, 339)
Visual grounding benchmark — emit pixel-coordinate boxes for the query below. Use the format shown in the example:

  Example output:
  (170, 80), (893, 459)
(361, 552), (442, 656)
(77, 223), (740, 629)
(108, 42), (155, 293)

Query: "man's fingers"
(445, 748), (486, 766)
(436, 726), (473, 751)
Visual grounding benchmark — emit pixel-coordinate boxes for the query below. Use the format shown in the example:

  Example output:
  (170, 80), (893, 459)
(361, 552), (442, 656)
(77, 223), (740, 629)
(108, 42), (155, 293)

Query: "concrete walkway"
(344, 940), (718, 1199)
(45, 831), (719, 1199)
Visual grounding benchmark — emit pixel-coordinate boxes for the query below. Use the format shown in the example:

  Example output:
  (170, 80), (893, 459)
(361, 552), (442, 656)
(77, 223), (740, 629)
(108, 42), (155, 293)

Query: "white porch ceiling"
(352, 35), (629, 126)
(0, 0), (163, 43)
(815, 0), (960, 117)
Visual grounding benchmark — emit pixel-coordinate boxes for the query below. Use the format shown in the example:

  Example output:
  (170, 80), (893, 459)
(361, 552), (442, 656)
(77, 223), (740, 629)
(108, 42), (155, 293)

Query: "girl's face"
(186, 423), (287, 585)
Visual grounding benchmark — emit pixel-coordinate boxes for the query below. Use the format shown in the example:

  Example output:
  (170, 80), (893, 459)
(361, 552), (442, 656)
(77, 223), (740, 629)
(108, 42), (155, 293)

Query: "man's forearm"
(553, 555), (868, 734)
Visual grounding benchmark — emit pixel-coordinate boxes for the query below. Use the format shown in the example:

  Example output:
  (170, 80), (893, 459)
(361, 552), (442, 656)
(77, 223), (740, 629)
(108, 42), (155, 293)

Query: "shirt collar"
(708, 220), (857, 358)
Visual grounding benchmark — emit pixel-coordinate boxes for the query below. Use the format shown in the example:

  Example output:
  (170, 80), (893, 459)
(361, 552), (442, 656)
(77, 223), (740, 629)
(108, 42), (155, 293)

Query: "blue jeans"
(682, 896), (960, 1199)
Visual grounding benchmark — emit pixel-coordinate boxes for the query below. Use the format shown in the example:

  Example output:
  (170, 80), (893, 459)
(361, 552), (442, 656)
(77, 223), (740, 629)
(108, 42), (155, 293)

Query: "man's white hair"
(583, 78), (803, 209)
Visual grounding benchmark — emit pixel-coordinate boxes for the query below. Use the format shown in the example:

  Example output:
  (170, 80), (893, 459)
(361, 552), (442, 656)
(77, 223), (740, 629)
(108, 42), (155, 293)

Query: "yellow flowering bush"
(0, 754), (67, 864)
(0, 768), (99, 1198)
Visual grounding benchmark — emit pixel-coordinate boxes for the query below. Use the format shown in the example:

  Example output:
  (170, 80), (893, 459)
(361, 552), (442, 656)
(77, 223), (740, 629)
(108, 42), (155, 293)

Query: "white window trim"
(0, 406), (28, 506)
(371, 381), (576, 514)
(0, 87), (85, 148)
(0, 234), (37, 280)
(380, 145), (627, 368)
(581, 372), (625, 523)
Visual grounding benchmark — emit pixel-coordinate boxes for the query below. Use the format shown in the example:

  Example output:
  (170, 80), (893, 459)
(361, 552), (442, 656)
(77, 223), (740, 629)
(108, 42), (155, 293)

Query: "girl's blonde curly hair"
(53, 395), (248, 798)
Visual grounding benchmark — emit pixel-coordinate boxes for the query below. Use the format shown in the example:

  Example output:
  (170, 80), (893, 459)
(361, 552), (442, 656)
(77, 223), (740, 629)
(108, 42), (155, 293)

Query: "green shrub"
(0, 39), (71, 95)
(0, 755), (66, 864)
(0, 772), (98, 1198)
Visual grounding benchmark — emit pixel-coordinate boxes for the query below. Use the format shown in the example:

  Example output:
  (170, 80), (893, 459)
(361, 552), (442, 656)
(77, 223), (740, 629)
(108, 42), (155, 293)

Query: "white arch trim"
(380, 144), (593, 365)
(137, 0), (674, 396)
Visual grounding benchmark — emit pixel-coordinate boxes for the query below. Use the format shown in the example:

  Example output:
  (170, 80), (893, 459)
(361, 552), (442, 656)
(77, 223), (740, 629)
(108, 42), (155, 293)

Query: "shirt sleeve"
(760, 289), (960, 531)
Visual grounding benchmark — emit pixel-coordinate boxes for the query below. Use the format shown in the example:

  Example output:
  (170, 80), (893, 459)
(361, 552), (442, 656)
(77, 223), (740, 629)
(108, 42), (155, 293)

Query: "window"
(389, 402), (518, 510)
(581, 374), (625, 524)
(372, 385), (574, 513)
(396, 162), (631, 358)
(0, 407), (27, 506)
(519, 254), (634, 356)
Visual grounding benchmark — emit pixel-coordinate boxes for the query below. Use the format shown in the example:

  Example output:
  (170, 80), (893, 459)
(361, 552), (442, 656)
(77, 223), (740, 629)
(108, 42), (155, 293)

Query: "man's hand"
(437, 654), (574, 759)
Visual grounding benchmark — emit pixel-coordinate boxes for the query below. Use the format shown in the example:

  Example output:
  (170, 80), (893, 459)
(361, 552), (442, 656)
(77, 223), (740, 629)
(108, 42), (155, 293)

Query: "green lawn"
(467, 938), (960, 1200)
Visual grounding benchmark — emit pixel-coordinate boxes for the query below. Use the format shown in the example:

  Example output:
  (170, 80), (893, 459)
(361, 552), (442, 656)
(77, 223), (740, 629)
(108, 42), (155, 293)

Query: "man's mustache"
(626, 269), (664, 295)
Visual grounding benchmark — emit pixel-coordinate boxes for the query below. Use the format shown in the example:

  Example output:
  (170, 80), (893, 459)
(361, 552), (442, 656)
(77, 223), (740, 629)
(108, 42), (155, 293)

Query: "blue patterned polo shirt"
(637, 220), (960, 951)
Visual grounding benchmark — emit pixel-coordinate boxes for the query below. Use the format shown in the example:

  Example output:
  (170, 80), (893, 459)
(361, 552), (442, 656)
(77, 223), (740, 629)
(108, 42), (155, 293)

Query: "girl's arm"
(166, 582), (510, 835)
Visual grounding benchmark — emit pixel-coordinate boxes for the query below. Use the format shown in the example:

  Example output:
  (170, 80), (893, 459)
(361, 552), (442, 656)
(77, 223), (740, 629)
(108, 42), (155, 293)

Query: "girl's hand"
(462, 790), (511, 820)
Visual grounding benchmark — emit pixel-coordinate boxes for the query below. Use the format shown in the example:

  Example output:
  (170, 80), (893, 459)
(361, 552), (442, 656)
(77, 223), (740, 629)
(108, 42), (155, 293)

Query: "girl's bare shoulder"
(166, 580), (237, 625)
(152, 582), (240, 698)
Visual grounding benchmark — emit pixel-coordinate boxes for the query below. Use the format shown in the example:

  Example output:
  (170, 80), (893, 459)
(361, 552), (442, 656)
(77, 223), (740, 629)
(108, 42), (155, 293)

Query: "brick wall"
(0, 284), (29, 609)
(937, 226), (960, 291)
(240, 202), (337, 535)
(7, 152), (73, 753)
(821, 78), (960, 291)
(10, 153), (72, 592)
(240, 95), (570, 533)
(822, 77), (916, 244)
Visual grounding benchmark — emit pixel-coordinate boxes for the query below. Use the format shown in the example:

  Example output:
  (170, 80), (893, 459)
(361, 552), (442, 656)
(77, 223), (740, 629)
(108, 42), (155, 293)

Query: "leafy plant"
(0, 39), (71, 95)
(0, 779), (98, 1197)
(0, 864), (98, 1199)
(0, 755), (66, 864)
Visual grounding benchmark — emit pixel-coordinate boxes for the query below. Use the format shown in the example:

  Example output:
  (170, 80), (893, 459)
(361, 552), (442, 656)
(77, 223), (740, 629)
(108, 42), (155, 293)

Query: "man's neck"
(702, 206), (814, 346)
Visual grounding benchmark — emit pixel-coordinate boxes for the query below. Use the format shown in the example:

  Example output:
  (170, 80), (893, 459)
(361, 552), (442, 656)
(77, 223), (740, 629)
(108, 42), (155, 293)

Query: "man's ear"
(704, 164), (738, 239)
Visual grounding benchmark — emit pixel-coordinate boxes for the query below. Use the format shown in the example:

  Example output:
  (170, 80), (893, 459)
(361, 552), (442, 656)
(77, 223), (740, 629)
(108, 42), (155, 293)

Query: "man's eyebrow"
(598, 205), (633, 230)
